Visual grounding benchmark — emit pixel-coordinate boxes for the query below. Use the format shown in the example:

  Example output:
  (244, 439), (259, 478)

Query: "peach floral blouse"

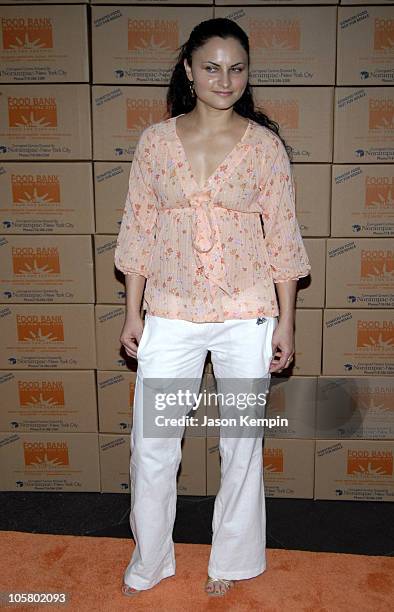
(114, 114), (311, 323)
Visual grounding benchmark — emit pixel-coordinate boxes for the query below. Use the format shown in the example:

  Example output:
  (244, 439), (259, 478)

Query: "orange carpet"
(1, 530), (393, 611)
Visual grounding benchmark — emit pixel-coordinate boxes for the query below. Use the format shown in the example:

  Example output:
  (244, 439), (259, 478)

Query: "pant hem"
(207, 563), (266, 581)
(124, 565), (175, 591)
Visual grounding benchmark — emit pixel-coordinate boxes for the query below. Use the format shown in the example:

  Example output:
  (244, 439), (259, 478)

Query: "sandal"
(122, 583), (140, 596)
(205, 576), (235, 596)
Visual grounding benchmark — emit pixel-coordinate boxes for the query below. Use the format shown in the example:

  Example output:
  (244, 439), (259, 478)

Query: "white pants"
(123, 314), (278, 591)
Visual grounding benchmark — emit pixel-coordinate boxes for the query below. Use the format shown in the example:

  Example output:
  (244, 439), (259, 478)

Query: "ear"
(183, 58), (192, 80)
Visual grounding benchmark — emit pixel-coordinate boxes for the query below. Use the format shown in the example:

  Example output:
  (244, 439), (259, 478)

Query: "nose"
(217, 71), (231, 88)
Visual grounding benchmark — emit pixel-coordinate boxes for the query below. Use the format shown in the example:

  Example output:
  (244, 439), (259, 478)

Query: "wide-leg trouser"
(123, 313), (278, 591)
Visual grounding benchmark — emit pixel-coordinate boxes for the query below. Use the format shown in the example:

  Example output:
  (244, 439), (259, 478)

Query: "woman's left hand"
(269, 319), (295, 373)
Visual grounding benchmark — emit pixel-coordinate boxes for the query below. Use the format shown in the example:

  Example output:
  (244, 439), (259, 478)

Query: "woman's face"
(184, 36), (249, 110)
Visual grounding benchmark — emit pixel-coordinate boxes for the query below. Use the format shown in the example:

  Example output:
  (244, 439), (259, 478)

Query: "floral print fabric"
(114, 114), (311, 322)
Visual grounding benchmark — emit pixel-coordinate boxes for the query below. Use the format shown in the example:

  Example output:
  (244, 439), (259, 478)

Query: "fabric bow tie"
(188, 190), (232, 296)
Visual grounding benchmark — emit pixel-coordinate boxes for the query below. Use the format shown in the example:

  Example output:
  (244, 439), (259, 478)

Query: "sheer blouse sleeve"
(258, 136), (311, 283)
(114, 127), (158, 278)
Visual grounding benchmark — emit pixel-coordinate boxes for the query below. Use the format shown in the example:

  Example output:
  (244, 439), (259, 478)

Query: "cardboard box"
(333, 87), (394, 163)
(95, 305), (136, 371)
(0, 304), (96, 369)
(0, 432), (100, 492)
(0, 235), (95, 303)
(314, 439), (394, 501)
(97, 371), (136, 434)
(94, 162), (129, 235)
(292, 164), (331, 237)
(91, 0), (212, 3)
(0, 6), (89, 83)
(205, 372), (316, 439)
(207, 436), (315, 498)
(340, 0), (394, 8)
(92, 85), (167, 160)
(177, 436), (206, 495)
(216, 0), (337, 4)
(265, 376), (317, 438)
(337, 7), (394, 86)
(99, 433), (206, 495)
(97, 368), (208, 436)
(0, 84), (92, 160)
(94, 235), (124, 304)
(91, 6), (213, 84)
(322, 309), (394, 376)
(99, 434), (130, 493)
(316, 376), (394, 440)
(286, 308), (323, 375)
(1, 0), (88, 4)
(216, 6), (336, 85)
(296, 239), (325, 308)
(253, 87), (334, 162)
(0, 370), (98, 433)
(331, 164), (394, 237)
(326, 238), (394, 308)
(0, 162), (95, 235)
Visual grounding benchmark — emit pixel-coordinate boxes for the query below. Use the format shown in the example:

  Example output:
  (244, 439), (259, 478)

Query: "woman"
(114, 17), (311, 598)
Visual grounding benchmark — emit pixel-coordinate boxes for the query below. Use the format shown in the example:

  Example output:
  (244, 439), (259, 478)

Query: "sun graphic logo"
(356, 319), (394, 351)
(250, 18), (300, 50)
(351, 387), (393, 414)
(263, 447), (283, 473)
(127, 18), (177, 52)
(126, 99), (165, 130)
(23, 440), (69, 469)
(16, 314), (64, 343)
(261, 99), (298, 130)
(374, 18), (394, 52)
(2, 16), (53, 50)
(347, 449), (393, 476)
(365, 175), (394, 210)
(11, 173), (60, 207)
(12, 246), (60, 275)
(360, 248), (394, 280)
(369, 98), (394, 130)
(8, 95), (57, 128)
(18, 379), (65, 408)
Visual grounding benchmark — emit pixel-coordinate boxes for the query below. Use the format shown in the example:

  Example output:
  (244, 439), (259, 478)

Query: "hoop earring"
(189, 80), (195, 98)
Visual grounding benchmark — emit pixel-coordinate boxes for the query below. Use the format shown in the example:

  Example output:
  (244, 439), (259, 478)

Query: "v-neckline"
(173, 114), (252, 192)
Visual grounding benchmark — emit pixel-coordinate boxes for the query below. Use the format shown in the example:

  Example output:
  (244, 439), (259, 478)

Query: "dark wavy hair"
(166, 17), (293, 160)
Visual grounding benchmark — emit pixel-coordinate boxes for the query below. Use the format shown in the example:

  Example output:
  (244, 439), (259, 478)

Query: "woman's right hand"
(119, 315), (144, 360)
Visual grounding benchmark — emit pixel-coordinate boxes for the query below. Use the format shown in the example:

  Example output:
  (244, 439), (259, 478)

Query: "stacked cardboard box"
(0, 3), (393, 500)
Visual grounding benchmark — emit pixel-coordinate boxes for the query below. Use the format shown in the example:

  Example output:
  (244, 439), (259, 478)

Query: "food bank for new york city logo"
(16, 314), (64, 342)
(12, 246), (60, 275)
(351, 387), (394, 413)
(127, 19), (177, 52)
(250, 19), (300, 50)
(18, 379), (65, 407)
(360, 249), (394, 280)
(263, 448), (283, 473)
(12, 174), (61, 206)
(347, 449), (393, 476)
(23, 441), (69, 468)
(126, 101), (165, 130)
(369, 99), (394, 130)
(374, 18), (394, 51)
(365, 176), (394, 209)
(356, 320), (394, 350)
(8, 96), (57, 128)
(260, 100), (298, 130)
(2, 17), (53, 50)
